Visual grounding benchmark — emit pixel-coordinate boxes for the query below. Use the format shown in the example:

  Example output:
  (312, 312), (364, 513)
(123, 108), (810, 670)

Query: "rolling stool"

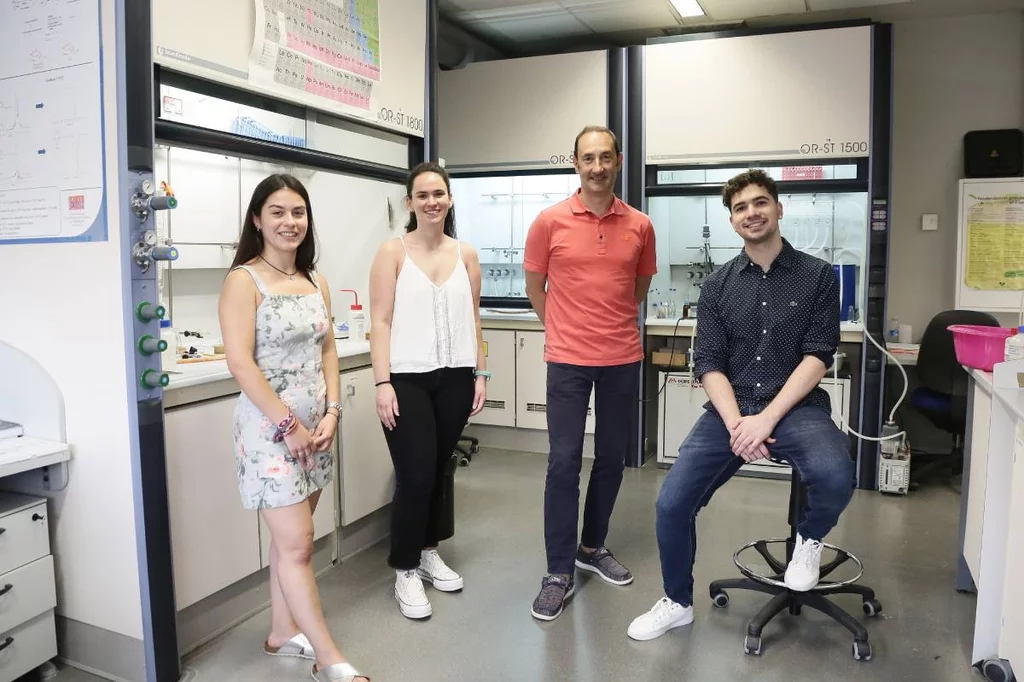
(709, 458), (882, 661)
(455, 434), (478, 467)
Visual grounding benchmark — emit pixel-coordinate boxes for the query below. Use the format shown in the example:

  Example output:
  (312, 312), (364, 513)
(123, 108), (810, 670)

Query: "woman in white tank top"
(368, 162), (487, 620)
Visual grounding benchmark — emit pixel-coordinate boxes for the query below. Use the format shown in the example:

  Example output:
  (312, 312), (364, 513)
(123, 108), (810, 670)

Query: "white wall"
(889, 11), (1024, 338)
(0, 0), (143, 641)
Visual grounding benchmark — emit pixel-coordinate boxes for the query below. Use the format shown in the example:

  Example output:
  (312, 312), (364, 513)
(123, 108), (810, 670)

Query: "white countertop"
(646, 317), (697, 328)
(480, 308), (540, 322)
(645, 317), (865, 340)
(165, 339), (371, 391)
(0, 436), (70, 478)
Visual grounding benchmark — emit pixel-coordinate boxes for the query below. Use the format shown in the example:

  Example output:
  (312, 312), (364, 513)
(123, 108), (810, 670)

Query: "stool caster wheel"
(853, 640), (872, 661)
(982, 657), (1014, 682)
(744, 635), (762, 656)
(711, 591), (729, 608)
(470, 443), (479, 455)
(458, 456), (470, 467)
(862, 599), (882, 617)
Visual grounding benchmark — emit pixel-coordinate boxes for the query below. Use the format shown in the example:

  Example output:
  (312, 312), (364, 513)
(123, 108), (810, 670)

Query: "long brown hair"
(405, 162), (456, 238)
(231, 173), (318, 282)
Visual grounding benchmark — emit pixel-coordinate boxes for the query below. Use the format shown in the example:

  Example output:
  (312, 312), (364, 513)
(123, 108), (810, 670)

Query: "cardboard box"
(651, 350), (688, 368)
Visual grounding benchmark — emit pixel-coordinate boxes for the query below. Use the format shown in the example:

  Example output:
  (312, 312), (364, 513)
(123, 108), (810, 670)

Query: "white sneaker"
(395, 570), (432, 619)
(417, 550), (464, 592)
(785, 533), (823, 592)
(626, 597), (694, 641)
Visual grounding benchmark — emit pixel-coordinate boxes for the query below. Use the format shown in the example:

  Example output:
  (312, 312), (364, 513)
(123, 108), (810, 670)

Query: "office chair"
(455, 433), (478, 467)
(709, 459), (881, 661)
(909, 309), (1000, 482)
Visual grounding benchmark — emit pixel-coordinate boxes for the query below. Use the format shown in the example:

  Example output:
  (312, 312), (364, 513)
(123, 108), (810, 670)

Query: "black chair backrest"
(915, 309), (1001, 397)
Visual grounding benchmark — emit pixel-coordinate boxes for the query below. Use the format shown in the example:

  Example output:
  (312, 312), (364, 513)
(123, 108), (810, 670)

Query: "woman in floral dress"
(219, 174), (369, 682)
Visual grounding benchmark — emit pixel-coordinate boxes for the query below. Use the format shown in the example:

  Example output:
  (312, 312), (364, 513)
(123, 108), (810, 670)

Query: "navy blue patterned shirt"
(693, 238), (839, 416)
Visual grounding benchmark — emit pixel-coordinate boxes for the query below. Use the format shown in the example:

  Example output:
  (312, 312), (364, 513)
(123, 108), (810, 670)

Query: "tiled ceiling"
(440, 0), (1024, 53)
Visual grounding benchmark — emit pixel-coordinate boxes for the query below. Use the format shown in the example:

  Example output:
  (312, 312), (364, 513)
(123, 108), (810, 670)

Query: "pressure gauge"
(141, 180), (154, 196)
(142, 229), (157, 246)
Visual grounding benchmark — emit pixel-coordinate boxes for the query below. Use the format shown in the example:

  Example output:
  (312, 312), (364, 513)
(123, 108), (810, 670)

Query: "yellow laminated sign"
(965, 194), (1024, 290)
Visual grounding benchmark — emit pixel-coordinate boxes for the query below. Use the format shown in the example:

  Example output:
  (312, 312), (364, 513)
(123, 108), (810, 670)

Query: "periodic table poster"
(154, 0), (425, 138)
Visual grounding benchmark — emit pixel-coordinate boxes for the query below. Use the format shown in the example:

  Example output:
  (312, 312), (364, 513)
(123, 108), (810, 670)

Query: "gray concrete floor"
(50, 449), (983, 682)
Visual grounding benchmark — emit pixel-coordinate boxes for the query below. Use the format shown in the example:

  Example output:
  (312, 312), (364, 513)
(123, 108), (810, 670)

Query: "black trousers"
(382, 367), (475, 570)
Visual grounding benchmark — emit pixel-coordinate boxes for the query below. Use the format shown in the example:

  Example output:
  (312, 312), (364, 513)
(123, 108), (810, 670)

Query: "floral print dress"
(232, 265), (334, 510)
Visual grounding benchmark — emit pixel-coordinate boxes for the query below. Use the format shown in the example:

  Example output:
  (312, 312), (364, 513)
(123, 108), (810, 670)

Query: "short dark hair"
(573, 125), (620, 158)
(722, 169), (779, 210)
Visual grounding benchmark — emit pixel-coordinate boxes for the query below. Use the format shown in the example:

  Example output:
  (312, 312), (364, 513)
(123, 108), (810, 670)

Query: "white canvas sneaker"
(626, 597), (694, 641)
(785, 533), (824, 592)
(417, 549), (464, 592)
(395, 569), (432, 619)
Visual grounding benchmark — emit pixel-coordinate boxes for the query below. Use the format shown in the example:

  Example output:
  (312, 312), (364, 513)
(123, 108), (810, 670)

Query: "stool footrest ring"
(732, 537), (864, 590)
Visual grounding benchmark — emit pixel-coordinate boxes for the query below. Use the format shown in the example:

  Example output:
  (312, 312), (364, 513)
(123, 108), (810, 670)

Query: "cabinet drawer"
(0, 497), (49, 576)
(0, 557), (55, 635)
(0, 610), (56, 682)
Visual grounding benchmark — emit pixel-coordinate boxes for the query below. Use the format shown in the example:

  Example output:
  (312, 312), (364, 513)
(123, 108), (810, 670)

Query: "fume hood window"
(449, 173), (581, 302)
(157, 77), (407, 167)
(646, 161), (868, 323)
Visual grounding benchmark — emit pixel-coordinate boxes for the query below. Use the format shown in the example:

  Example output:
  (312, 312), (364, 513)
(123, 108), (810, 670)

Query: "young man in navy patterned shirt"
(627, 169), (855, 641)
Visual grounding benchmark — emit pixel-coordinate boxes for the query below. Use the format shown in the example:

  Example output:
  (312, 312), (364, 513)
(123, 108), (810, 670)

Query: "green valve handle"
(138, 335), (167, 355)
(136, 301), (166, 322)
(149, 196), (178, 210)
(140, 369), (170, 389)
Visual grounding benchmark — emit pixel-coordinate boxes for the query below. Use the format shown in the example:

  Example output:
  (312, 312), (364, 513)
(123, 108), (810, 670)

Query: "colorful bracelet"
(273, 412), (298, 442)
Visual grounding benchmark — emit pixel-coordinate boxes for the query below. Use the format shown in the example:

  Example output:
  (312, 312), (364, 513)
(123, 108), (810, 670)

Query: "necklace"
(260, 255), (298, 280)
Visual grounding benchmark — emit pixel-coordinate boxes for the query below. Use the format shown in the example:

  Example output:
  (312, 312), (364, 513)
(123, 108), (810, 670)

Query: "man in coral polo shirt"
(524, 125), (657, 621)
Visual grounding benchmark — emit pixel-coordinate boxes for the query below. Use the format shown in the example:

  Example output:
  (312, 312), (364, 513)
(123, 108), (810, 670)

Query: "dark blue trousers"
(543, 361), (640, 575)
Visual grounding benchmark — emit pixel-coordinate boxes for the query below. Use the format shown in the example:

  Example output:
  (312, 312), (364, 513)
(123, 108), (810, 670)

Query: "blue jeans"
(655, 405), (854, 606)
(544, 361), (640, 575)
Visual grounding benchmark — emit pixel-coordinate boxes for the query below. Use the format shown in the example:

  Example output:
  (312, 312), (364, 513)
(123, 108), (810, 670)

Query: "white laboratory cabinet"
(0, 494), (57, 682)
(469, 329), (595, 433)
(339, 367), (395, 525)
(657, 372), (851, 480)
(165, 393), (340, 610)
(470, 329), (516, 427)
(164, 396), (263, 609)
(515, 331), (595, 434)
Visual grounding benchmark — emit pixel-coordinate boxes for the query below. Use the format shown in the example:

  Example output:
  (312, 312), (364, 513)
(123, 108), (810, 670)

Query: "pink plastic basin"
(948, 324), (1014, 371)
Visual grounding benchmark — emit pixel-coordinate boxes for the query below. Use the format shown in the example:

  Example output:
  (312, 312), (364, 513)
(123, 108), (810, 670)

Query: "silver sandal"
(311, 662), (369, 682)
(263, 633), (315, 660)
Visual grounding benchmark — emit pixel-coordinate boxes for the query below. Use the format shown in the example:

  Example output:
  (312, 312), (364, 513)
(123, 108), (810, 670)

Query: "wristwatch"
(474, 370), (491, 381)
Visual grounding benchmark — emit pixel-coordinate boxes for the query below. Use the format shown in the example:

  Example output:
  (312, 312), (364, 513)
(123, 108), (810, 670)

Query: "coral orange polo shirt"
(524, 190), (657, 366)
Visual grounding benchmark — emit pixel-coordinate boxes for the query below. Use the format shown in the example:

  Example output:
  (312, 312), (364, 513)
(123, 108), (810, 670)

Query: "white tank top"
(389, 236), (478, 373)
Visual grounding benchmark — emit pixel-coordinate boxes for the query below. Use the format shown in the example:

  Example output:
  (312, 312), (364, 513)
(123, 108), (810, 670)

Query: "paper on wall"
(0, 0), (104, 243)
(964, 193), (1024, 290)
(248, 0), (380, 113)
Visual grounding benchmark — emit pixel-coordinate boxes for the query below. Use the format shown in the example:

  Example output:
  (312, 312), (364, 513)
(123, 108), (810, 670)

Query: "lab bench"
(960, 362), (1024, 681)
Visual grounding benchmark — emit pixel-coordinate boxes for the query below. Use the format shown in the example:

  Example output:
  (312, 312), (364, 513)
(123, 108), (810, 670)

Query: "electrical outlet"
(922, 214), (939, 231)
